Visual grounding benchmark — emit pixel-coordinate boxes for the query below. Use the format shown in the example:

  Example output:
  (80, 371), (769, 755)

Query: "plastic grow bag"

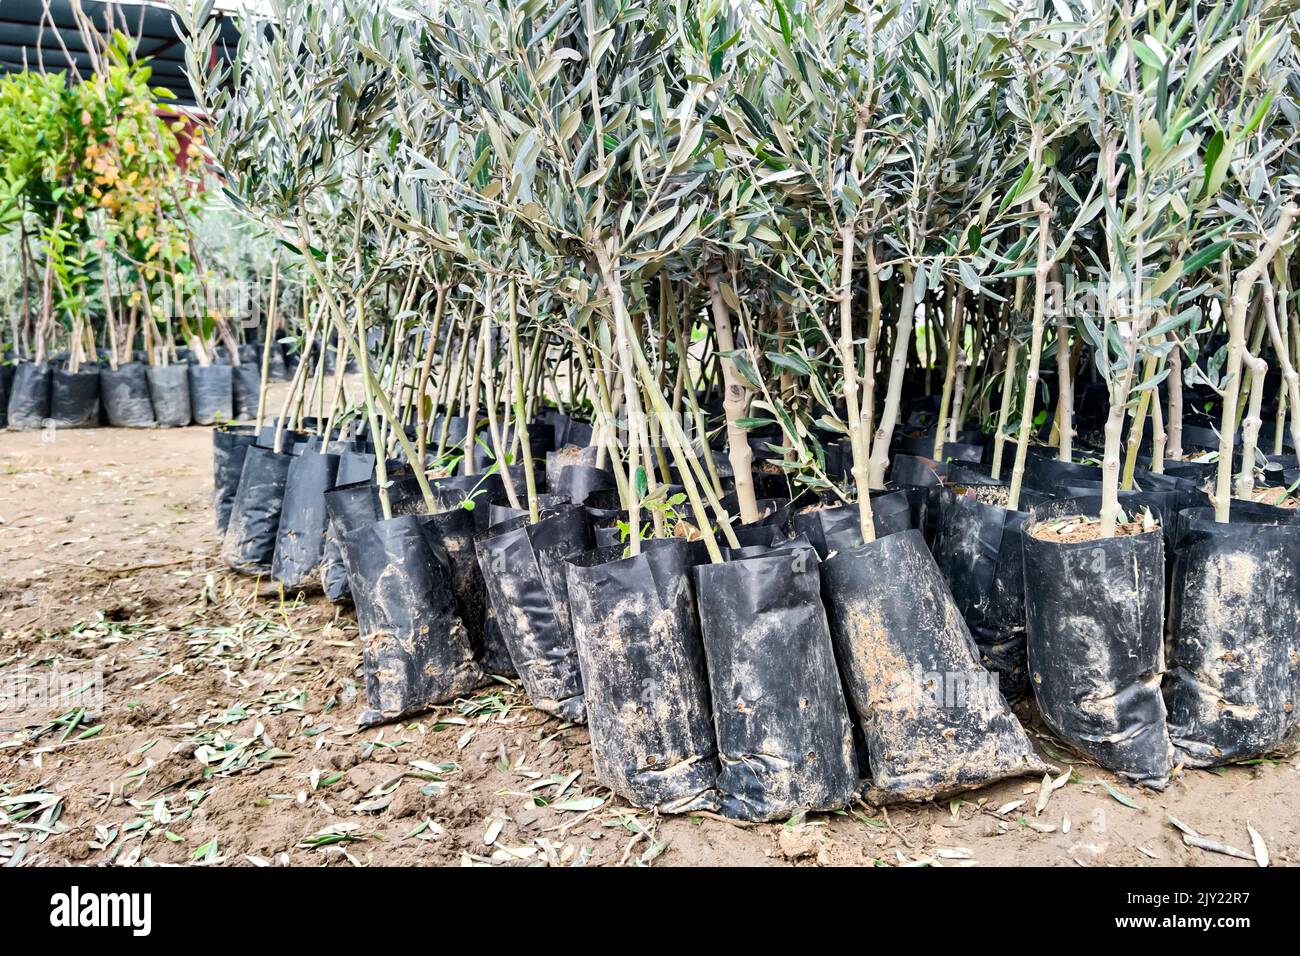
(322, 479), (378, 604)
(486, 493), (572, 530)
(221, 445), (292, 574)
(823, 529), (1046, 804)
(565, 540), (718, 811)
(317, 450), (377, 602)
(189, 364), (233, 425)
(931, 482), (1046, 699)
(7, 362), (52, 430)
(545, 444), (600, 487)
(231, 363), (261, 421)
(431, 472), (506, 533)
(271, 450), (341, 589)
(551, 464), (615, 506)
(791, 491), (912, 560)
(146, 364), (192, 427)
(694, 541), (858, 820)
(382, 473), (516, 677)
(49, 366), (101, 429)
(1164, 506), (1300, 767)
(1022, 496), (1172, 788)
(1023, 454), (1101, 493)
(212, 426), (258, 534)
(343, 514), (487, 727)
(476, 506), (591, 721)
(100, 362), (155, 428)
(0, 363), (11, 428)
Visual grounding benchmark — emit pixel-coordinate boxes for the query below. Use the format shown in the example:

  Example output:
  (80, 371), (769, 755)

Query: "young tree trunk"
(932, 282), (965, 458)
(462, 321), (487, 478)
(708, 272), (758, 523)
(1235, 351), (1268, 501)
(1215, 205), (1298, 522)
(1007, 198), (1052, 511)
(990, 339), (1019, 478)
(867, 266), (917, 488)
(1262, 270), (1300, 457)
(1165, 343), (1184, 461)
(507, 281), (540, 523)
(1052, 265), (1073, 462)
(256, 256), (281, 430)
(837, 225), (876, 542)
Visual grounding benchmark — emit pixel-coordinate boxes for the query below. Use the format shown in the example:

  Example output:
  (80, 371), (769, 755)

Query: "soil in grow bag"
(212, 426), (258, 534)
(146, 364), (192, 427)
(476, 506), (591, 721)
(1022, 496), (1172, 788)
(545, 444), (599, 486)
(932, 483), (1047, 700)
(49, 366), (101, 429)
(101, 362), (155, 428)
(823, 529), (1046, 804)
(271, 449), (341, 589)
(344, 513), (488, 727)
(1164, 506), (1300, 767)
(7, 362), (52, 430)
(695, 542), (859, 821)
(189, 364), (234, 425)
(565, 540), (718, 812)
(221, 445), (293, 574)
(231, 364), (261, 421)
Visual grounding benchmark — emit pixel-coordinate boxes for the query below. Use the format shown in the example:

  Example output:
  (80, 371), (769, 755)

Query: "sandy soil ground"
(1, 406), (1296, 867)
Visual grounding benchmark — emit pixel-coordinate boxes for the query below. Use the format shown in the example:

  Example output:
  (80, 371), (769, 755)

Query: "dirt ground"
(1, 403), (1297, 868)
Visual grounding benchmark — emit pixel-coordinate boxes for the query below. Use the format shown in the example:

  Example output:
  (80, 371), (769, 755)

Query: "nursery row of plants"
(187, 0), (1300, 817)
(0, 24), (337, 431)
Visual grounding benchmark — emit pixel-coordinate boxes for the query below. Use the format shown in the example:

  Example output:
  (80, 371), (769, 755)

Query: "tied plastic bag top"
(823, 529), (1046, 805)
(343, 513), (487, 727)
(1022, 496), (1172, 788)
(694, 541), (859, 821)
(565, 540), (718, 813)
(1165, 506), (1300, 767)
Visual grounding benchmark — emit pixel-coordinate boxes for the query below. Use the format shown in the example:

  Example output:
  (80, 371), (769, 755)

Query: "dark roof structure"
(0, 0), (240, 107)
